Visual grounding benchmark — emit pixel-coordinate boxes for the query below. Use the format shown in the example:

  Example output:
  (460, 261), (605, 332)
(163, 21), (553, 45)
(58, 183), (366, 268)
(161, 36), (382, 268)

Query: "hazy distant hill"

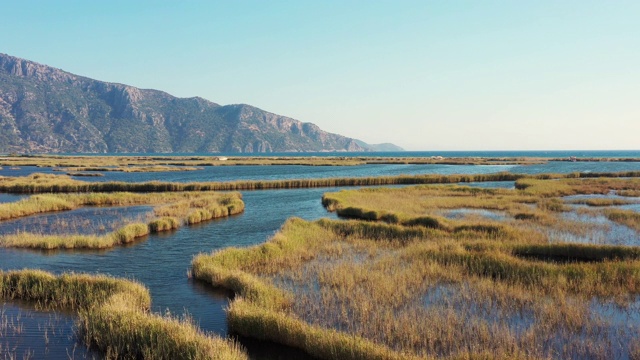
(353, 140), (404, 152)
(0, 53), (402, 153)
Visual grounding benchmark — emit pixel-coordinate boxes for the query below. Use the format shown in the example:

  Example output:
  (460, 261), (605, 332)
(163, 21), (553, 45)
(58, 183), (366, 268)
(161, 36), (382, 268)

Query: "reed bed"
(324, 180), (640, 249)
(0, 192), (187, 221)
(193, 217), (640, 359)
(0, 172), (523, 194)
(2, 171), (640, 194)
(192, 218), (422, 360)
(0, 191), (244, 249)
(323, 178), (640, 237)
(0, 223), (151, 249)
(323, 185), (532, 224)
(0, 204), (153, 238)
(193, 176), (640, 359)
(515, 176), (640, 197)
(66, 172), (105, 177)
(605, 209), (640, 232)
(0, 269), (247, 359)
(59, 165), (203, 173)
(619, 189), (640, 197)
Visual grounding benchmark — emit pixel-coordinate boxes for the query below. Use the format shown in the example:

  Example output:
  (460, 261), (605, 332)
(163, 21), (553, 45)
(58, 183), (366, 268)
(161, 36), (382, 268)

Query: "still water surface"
(0, 188), (339, 359)
(2, 160), (640, 184)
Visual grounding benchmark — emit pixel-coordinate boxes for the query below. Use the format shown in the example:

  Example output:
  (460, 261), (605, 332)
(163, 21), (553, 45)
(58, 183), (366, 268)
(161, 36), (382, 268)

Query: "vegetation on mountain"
(0, 53), (397, 153)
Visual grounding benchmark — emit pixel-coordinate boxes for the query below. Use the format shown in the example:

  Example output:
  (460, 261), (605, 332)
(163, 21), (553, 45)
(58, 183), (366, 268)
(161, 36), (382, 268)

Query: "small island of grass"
(0, 191), (244, 249)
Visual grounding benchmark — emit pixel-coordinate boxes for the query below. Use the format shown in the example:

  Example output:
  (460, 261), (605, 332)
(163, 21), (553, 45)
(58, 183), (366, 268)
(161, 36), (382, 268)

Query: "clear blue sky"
(1, 1), (638, 150)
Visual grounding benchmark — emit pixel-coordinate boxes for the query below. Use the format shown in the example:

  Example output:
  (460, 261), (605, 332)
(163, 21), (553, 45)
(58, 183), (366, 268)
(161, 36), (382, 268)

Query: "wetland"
(1, 156), (640, 359)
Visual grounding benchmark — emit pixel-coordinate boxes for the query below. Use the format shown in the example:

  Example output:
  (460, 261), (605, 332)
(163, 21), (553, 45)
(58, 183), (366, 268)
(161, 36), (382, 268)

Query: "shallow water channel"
(0, 188), (341, 359)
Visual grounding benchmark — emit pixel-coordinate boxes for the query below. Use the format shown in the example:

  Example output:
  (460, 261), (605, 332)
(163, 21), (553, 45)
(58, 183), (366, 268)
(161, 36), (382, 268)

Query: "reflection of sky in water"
(420, 282), (639, 359)
(620, 203), (640, 212)
(588, 296), (640, 359)
(0, 205), (153, 236)
(0, 194), (27, 204)
(563, 193), (640, 213)
(591, 296), (640, 327)
(456, 181), (515, 189)
(544, 212), (640, 246)
(442, 208), (509, 221)
(422, 283), (535, 334)
(563, 193), (635, 201)
(0, 302), (101, 360)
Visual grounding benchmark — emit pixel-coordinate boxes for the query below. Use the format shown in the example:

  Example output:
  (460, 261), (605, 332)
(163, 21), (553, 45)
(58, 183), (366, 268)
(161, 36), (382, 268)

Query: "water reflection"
(0, 302), (102, 360)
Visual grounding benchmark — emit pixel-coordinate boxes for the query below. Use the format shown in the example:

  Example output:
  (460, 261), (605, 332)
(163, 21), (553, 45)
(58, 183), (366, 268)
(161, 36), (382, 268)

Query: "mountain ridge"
(0, 53), (402, 154)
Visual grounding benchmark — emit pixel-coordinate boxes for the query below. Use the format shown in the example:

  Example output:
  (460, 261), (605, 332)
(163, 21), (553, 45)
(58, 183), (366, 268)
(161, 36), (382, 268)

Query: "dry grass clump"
(515, 177), (640, 197)
(59, 165), (203, 173)
(0, 269), (150, 310)
(0, 191), (244, 249)
(566, 198), (637, 206)
(605, 208), (640, 232)
(148, 217), (180, 232)
(0, 223), (150, 249)
(618, 189), (640, 197)
(0, 269), (247, 359)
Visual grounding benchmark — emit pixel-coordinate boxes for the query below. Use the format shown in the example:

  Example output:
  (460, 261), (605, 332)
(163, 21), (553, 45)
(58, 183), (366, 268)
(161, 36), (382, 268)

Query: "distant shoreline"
(2, 150), (640, 159)
(1, 154), (640, 170)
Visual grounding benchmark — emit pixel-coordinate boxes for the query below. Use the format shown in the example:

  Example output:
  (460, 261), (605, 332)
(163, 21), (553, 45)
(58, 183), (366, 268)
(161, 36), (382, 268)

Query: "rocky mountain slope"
(0, 53), (401, 153)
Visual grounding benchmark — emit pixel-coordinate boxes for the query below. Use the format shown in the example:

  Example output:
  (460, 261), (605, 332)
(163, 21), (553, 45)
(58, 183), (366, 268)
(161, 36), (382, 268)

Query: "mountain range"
(0, 53), (402, 154)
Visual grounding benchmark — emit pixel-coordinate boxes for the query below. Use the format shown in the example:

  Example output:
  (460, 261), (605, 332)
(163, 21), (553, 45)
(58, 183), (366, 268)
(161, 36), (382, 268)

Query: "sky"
(1, 1), (638, 151)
